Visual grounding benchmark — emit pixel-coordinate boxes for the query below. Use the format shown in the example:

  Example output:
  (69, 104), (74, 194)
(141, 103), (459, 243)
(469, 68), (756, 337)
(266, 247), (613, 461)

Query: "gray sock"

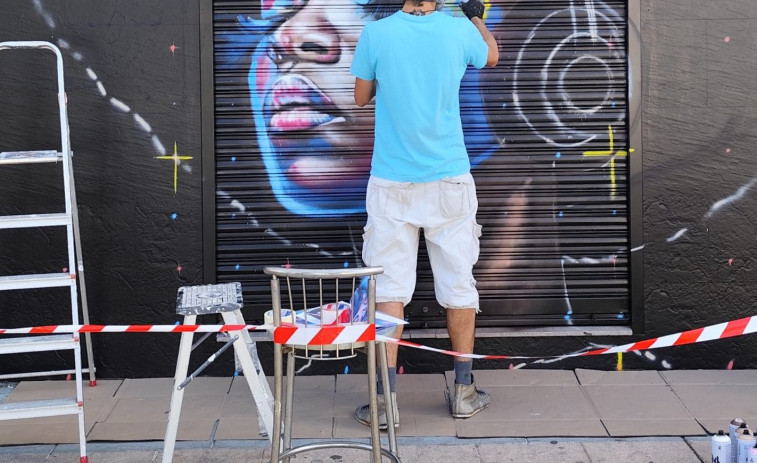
(377, 367), (397, 395)
(454, 360), (473, 385)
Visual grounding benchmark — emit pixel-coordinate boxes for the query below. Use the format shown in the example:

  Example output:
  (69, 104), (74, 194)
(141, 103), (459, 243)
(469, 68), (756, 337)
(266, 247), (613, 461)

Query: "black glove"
(459, 0), (485, 20)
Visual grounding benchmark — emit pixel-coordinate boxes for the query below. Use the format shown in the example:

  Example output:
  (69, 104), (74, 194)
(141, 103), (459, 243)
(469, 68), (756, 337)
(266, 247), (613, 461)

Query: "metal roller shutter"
(210, 0), (633, 328)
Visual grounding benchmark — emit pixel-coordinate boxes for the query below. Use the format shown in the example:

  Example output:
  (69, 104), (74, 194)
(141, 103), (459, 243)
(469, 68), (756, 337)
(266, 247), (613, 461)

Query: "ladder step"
(0, 150), (63, 164)
(0, 398), (81, 421)
(0, 213), (70, 229)
(0, 334), (78, 355)
(0, 273), (74, 291)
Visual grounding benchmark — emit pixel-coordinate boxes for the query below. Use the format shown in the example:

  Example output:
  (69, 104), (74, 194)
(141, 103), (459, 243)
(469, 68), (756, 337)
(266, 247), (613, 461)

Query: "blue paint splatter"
(344, 366), (349, 374)
(556, 152), (562, 158)
(502, 102), (507, 108)
(343, 262), (349, 268)
(171, 213), (177, 220)
(235, 264), (240, 270)
(559, 211), (564, 217)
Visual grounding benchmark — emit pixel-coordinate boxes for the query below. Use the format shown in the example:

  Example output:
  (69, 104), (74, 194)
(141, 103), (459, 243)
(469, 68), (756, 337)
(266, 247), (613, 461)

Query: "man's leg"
(377, 301), (404, 394)
(447, 308), (476, 385)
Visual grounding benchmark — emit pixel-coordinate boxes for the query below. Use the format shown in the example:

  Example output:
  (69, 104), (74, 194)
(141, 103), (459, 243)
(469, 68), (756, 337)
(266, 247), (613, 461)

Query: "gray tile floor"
(0, 369), (755, 448)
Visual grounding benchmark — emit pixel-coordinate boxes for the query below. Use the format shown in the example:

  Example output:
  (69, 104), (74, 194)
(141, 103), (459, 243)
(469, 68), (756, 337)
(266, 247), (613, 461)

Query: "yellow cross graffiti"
(155, 142), (193, 194)
(583, 125), (634, 198)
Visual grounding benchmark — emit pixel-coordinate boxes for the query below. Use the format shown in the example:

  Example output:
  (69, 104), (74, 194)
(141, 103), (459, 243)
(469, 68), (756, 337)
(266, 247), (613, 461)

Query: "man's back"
(351, 11), (488, 182)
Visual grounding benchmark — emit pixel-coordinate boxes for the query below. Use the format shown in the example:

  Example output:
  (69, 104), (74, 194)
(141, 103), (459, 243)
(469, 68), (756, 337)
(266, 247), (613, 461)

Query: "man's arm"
(471, 17), (498, 67)
(354, 77), (376, 107)
(460, 0), (499, 67)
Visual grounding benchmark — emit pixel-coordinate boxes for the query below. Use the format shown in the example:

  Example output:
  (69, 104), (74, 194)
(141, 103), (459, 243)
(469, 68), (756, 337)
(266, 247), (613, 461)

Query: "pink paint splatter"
(509, 364), (514, 369)
(726, 148), (732, 153)
(398, 366), (404, 374)
(727, 360), (734, 370)
(728, 258), (733, 266)
(725, 36), (731, 43)
(170, 43), (178, 55)
(177, 265), (182, 272)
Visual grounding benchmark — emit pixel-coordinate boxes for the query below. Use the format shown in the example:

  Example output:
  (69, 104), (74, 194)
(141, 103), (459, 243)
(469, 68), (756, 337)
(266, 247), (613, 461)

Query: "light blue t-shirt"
(351, 11), (488, 182)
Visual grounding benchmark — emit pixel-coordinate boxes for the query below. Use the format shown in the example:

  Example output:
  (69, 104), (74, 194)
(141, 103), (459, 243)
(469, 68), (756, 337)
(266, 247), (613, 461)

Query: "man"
(350, 0), (499, 428)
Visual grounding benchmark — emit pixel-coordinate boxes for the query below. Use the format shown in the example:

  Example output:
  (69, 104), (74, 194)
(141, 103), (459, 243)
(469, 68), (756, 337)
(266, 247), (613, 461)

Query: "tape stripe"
(1, 314), (756, 360)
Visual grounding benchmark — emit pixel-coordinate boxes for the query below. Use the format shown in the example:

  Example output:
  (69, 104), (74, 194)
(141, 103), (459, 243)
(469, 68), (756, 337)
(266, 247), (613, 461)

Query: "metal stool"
(162, 282), (274, 463)
(264, 266), (400, 463)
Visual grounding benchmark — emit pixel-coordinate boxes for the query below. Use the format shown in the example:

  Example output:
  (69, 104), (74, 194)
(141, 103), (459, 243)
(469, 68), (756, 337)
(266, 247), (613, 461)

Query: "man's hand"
(459, 0), (485, 20)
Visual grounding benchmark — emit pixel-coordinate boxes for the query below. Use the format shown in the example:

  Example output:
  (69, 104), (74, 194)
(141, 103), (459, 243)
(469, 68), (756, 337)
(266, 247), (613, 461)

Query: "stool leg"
(162, 314), (196, 463)
(271, 339), (284, 463)
(379, 341), (399, 456)
(366, 339), (382, 463)
(281, 348), (296, 463)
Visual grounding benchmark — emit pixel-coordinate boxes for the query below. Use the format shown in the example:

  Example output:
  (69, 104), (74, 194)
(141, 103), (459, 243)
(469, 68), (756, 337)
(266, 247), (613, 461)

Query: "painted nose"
(273, 12), (340, 64)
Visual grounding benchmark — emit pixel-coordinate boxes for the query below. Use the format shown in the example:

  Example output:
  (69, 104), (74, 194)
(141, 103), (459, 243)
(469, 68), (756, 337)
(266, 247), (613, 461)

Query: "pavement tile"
(672, 385), (757, 424)
(576, 369), (666, 385)
(445, 369), (579, 387)
(685, 436), (713, 462)
(582, 438), (701, 463)
(228, 375), (273, 395)
(601, 419), (705, 437)
(661, 370), (757, 385)
(214, 418), (265, 440)
(482, 385), (599, 421)
(116, 378), (174, 398)
(582, 385), (693, 420)
(0, 420), (84, 445)
(477, 441), (589, 463)
(87, 420), (167, 442)
(457, 420), (607, 438)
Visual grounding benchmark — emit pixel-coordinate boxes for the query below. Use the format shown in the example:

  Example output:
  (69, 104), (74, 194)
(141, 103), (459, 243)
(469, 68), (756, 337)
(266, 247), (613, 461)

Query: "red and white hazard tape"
(0, 323), (377, 347)
(0, 324), (270, 334)
(273, 324), (375, 345)
(1, 314), (756, 359)
(379, 314), (757, 360)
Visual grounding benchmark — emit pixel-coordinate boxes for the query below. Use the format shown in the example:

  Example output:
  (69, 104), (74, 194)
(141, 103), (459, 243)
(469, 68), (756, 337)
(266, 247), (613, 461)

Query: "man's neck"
(402, 1), (435, 16)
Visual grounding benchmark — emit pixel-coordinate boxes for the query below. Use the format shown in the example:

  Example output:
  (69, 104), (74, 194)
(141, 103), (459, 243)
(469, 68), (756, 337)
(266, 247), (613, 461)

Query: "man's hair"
(406, 0), (427, 6)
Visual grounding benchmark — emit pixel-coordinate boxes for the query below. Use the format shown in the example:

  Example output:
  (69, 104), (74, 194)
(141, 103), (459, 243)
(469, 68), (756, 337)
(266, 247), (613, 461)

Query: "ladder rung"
(0, 334), (78, 355)
(0, 273), (74, 291)
(0, 398), (81, 421)
(0, 213), (70, 229)
(0, 150), (63, 164)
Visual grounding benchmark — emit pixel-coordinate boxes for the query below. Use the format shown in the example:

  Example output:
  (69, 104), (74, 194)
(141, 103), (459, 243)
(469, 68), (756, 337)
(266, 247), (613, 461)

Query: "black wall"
(0, 1), (756, 378)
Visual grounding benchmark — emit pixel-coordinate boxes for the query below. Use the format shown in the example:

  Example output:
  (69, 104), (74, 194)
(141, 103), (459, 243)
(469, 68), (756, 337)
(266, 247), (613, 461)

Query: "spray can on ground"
(737, 429), (756, 463)
(748, 442), (757, 463)
(713, 430), (732, 463)
(732, 419), (747, 463)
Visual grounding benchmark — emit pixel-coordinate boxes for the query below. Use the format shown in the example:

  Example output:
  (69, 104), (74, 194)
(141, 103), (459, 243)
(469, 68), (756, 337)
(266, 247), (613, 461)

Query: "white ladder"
(0, 41), (95, 463)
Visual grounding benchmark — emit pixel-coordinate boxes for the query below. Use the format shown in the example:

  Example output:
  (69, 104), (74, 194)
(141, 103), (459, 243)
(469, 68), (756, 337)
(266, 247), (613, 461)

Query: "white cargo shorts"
(362, 173), (482, 310)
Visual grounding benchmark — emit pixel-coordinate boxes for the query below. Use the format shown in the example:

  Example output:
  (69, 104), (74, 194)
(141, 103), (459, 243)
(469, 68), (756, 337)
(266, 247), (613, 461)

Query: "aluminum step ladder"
(162, 282), (274, 463)
(0, 41), (96, 463)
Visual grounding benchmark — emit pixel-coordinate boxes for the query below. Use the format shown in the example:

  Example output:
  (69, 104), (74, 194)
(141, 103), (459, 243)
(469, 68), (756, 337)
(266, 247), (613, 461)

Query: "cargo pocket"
(440, 176), (472, 218)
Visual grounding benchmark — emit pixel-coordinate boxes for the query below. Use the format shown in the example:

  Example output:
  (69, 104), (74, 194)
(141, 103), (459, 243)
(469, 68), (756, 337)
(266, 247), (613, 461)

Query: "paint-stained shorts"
(361, 173), (482, 310)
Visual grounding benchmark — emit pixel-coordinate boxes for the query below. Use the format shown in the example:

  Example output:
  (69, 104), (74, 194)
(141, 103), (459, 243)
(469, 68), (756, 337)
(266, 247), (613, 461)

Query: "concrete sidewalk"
(1, 369), (755, 462)
(0, 436), (716, 462)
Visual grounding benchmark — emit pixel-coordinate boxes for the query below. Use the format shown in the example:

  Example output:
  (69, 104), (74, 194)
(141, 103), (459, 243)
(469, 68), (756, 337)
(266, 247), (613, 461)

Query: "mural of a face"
(243, 0), (496, 216)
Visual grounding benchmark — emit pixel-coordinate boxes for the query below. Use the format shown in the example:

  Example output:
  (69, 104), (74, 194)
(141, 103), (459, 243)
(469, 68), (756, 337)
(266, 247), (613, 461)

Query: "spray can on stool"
(713, 430), (732, 463)
(737, 429), (756, 463)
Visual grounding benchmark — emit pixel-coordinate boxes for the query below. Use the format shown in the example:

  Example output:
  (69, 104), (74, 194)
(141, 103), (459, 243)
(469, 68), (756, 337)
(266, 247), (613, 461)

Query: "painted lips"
(267, 74), (345, 131)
